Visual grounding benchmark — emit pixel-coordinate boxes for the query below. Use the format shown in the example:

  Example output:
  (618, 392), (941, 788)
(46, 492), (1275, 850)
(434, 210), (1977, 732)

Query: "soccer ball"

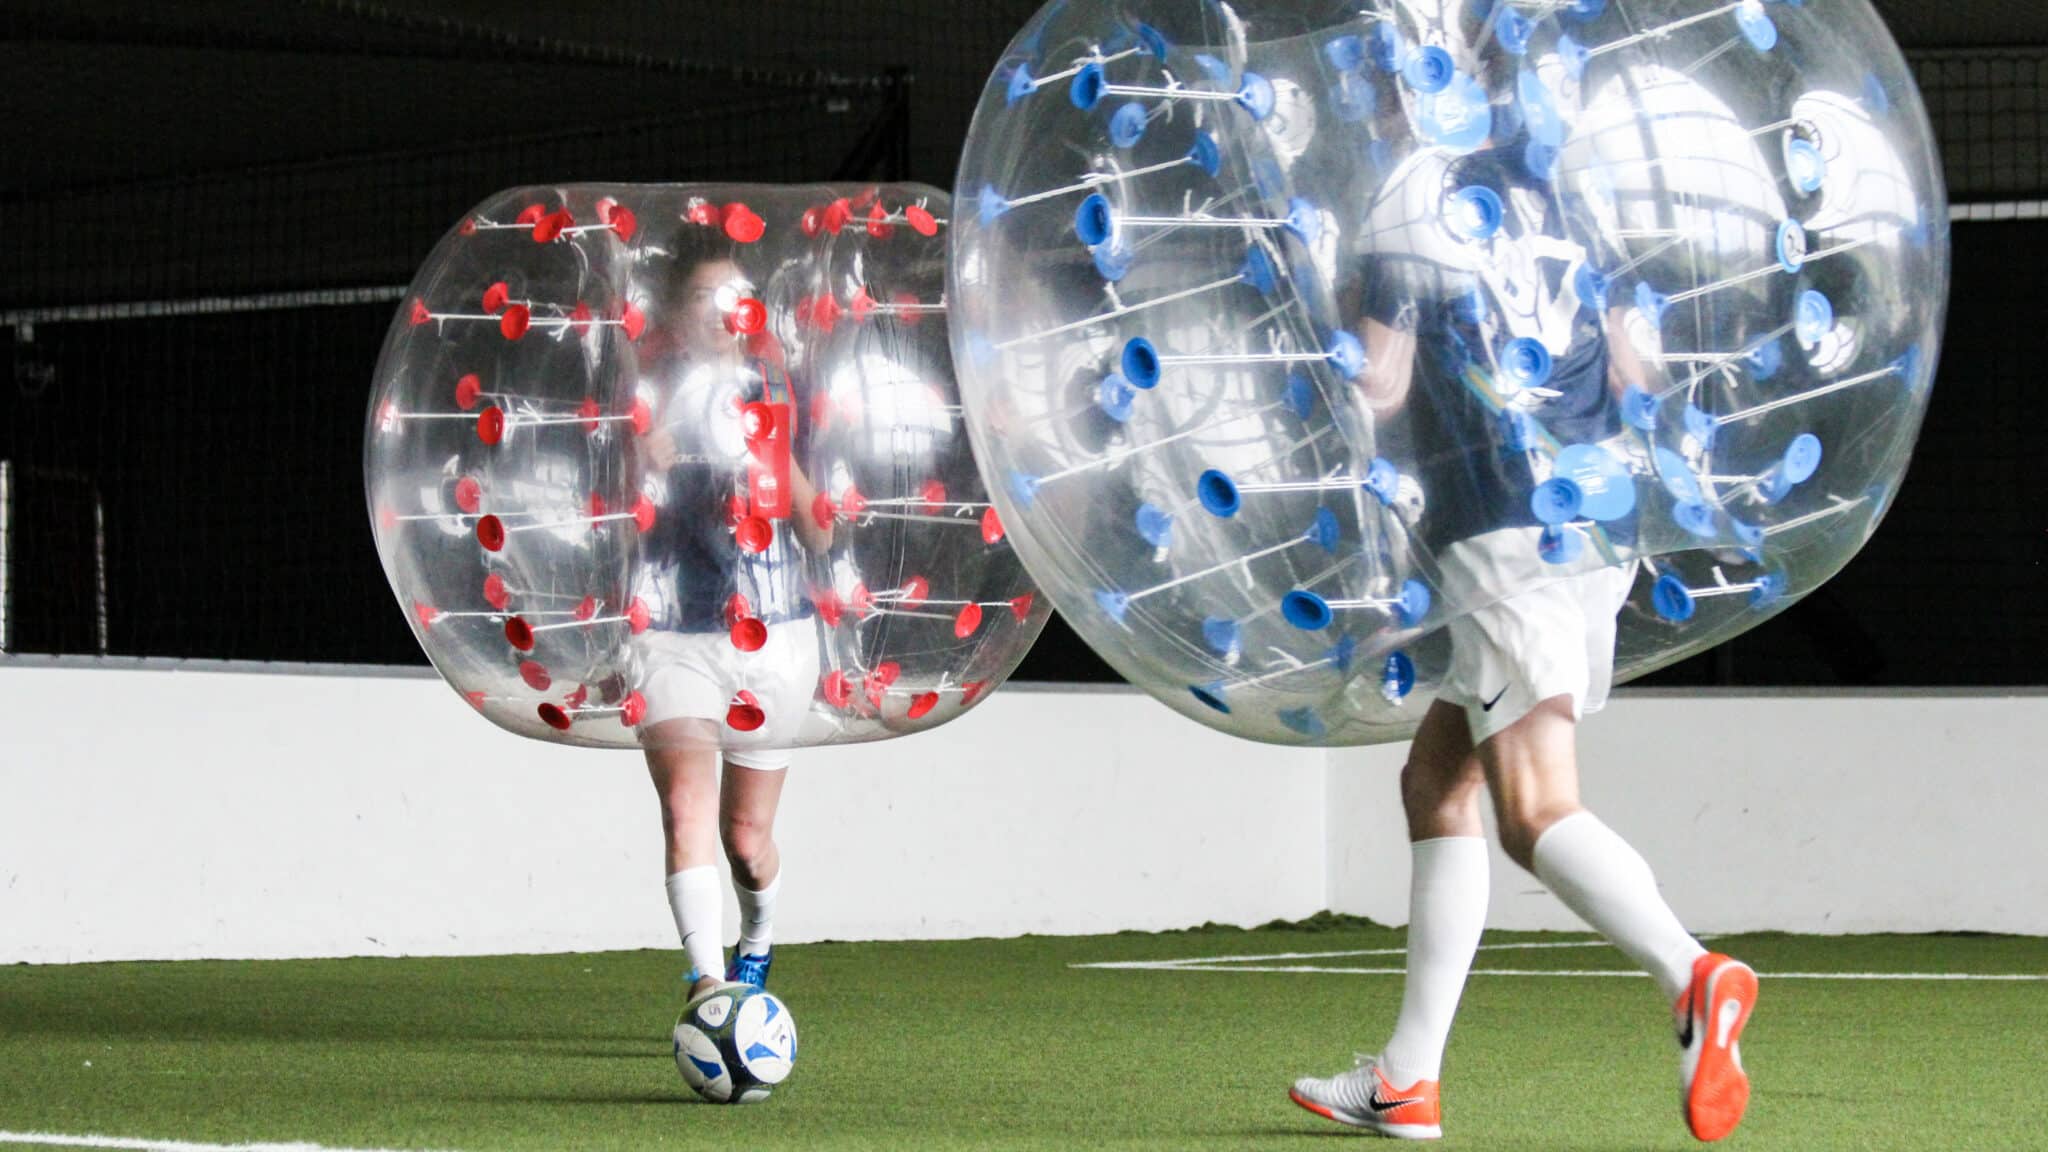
(672, 985), (798, 1103)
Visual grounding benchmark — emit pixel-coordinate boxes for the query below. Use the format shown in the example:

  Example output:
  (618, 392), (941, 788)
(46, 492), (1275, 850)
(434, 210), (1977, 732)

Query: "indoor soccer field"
(3, 920), (2042, 1152)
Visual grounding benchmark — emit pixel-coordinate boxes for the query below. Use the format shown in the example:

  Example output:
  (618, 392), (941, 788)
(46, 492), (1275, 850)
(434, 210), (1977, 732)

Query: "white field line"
(1096, 965), (2048, 981)
(1072, 938), (1612, 971)
(0, 1133), (457, 1152)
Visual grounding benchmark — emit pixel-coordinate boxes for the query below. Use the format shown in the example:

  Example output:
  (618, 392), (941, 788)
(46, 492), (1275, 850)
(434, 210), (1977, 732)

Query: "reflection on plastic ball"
(369, 184), (1047, 752)
(952, 0), (1946, 745)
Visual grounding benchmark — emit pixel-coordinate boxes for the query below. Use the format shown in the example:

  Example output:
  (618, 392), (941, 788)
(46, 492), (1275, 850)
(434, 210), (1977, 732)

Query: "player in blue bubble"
(1290, 27), (1756, 1143)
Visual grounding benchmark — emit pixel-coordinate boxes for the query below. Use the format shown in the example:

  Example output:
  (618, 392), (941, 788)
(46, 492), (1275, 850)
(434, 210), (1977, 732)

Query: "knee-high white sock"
(734, 869), (780, 958)
(1381, 837), (1490, 1086)
(1532, 812), (1707, 1002)
(666, 867), (724, 981)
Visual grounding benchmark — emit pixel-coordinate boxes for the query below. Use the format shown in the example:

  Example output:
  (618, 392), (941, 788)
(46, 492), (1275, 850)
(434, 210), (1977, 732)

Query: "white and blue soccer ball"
(672, 985), (798, 1103)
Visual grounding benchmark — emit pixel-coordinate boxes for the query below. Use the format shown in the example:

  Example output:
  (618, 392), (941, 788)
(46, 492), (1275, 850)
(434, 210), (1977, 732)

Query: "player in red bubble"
(632, 241), (833, 1004)
(1288, 87), (1755, 1143)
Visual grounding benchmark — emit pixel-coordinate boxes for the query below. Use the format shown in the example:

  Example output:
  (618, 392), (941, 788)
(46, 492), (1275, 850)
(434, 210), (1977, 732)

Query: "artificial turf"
(1, 920), (2044, 1151)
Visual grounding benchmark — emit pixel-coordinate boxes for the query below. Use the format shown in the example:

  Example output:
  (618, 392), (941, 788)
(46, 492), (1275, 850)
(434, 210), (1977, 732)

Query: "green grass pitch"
(2, 921), (2044, 1151)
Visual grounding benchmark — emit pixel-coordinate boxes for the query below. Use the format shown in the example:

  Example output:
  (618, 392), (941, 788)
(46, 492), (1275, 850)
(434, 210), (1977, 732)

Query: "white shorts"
(635, 619), (822, 770)
(1434, 529), (1638, 745)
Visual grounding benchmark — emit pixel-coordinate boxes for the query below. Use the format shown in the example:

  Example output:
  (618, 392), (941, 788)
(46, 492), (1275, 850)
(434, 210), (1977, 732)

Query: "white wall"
(0, 664), (1326, 964)
(1327, 693), (2048, 936)
(1, 663), (2042, 964)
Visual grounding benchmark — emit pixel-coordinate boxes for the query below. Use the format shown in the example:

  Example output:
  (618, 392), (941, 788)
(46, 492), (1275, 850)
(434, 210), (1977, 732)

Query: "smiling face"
(677, 257), (751, 353)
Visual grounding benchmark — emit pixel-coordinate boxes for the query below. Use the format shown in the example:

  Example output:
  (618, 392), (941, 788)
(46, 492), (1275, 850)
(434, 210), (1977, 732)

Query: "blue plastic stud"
(1652, 574), (1696, 622)
(1795, 289), (1835, 346)
(1636, 281), (1671, 326)
(1308, 506), (1341, 552)
(1282, 591), (1334, 631)
(1094, 242), (1134, 283)
(1654, 447), (1703, 504)
(1239, 246), (1278, 296)
(1539, 525), (1586, 565)
(1137, 22), (1171, 60)
(1071, 63), (1107, 110)
(1497, 7), (1535, 55)
(1075, 194), (1114, 246)
(1370, 24), (1405, 72)
(1239, 72), (1277, 120)
(1283, 374), (1316, 421)
(1007, 470), (1041, 509)
(1531, 477), (1584, 526)
(1122, 338), (1162, 389)
(1095, 588), (1130, 622)
(1555, 443), (1636, 521)
(1096, 373), (1136, 423)
(1381, 651), (1417, 701)
(1775, 218), (1808, 273)
(1006, 64), (1037, 106)
(1197, 469), (1242, 518)
(1190, 682), (1231, 714)
(1404, 46), (1455, 93)
(977, 185), (1010, 225)
(1683, 404), (1719, 452)
(1135, 502), (1174, 549)
(1736, 3), (1778, 53)
(1501, 337), (1554, 392)
(1327, 330), (1367, 380)
(1418, 73), (1493, 153)
(1558, 33), (1590, 79)
(1576, 265), (1611, 314)
(1110, 103), (1149, 149)
(1623, 385), (1659, 431)
(1673, 501), (1718, 538)
(1518, 69), (1566, 147)
(1746, 338), (1784, 381)
(1278, 707), (1328, 739)
(1284, 198), (1322, 245)
(1396, 580), (1433, 627)
(1752, 570), (1788, 606)
(1499, 408), (1541, 453)
(1447, 185), (1505, 242)
(1202, 617), (1242, 658)
(1324, 34), (1367, 74)
(1524, 141), (1560, 181)
(1785, 137), (1827, 194)
(1327, 635), (1359, 674)
(1783, 433), (1823, 484)
(1365, 457), (1401, 506)
(1189, 132), (1223, 177)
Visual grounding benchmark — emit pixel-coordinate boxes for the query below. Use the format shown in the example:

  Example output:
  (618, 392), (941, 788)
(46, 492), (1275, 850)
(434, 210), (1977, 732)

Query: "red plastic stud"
(727, 690), (766, 732)
(811, 492), (837, 531)
(686, 200), (723, 228)
(482, 282), (511, 314)
(723, 204), (766, 244)
(736, 516), (772, 554)
(531, 210), (573, 244)
(627, 597), (653, 634)
(483, 574), (511, 612)
(864, 662), (901, 707)
(822, 199), (852, 235)
(570, 302), (594, 332)
(954, 603), (984, 639)
(505, 617), (535, 651)
(731, 617), (768, 653)
(1010, 593), (1035, 621)
(519, 661), (552, 691)
(453, 476), (483, 515)
(477, 406), (506, 446)
(866, 203), (894, 240)
(632, 496), (658, 534)
(574, 596), (598, 623)
(476, 515), (507, 552)
(907, 692), (940, 720)
(578, 396), (603, 433)
(376, 504), (398, 532)
(413, 601), (439, 631)
(907, 205), (939, 237)
(455, 373), (484, 410)
(849, 287), (878, 323)
(408, 299), (432, 327)
(850, 582), (876, 617)
(900, 576), (930, 609)
(741, 402), (777, 441)
(500, 305), (531, 341)
(538, 703), (572, 731)
(919, 480), (947, 511)
(841, 485), (868, 518)
(464, 689), (488, 710)
(961, 681), (988, 706)
(821, 670), (853, 708)
(729, 297), (767, 336)
(630, 397), (653, 436)
(516, 204), (547, 226)
(621, 691), (647, 726)
(814, 590), (844, 628)
(981, 507), (1006, 545)
(620, 301), (647, 342)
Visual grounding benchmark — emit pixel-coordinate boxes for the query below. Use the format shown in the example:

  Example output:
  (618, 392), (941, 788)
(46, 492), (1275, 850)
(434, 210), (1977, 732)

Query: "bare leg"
(719, 760), (786, 890)
(645, 720), (724, 997)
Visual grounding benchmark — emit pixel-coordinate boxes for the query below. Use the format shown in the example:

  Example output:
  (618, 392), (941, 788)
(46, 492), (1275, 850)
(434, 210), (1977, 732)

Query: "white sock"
(734, 869), (780, 958)
(1531, 811), (1707, 1002)
(1381, 837), (1490, 1086)
(665, 867), (724, 982)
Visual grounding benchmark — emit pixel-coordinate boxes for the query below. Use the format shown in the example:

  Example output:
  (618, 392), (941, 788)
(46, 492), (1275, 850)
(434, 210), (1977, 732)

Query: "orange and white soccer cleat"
(1290, 1056), (1442, 1140)
(1677, 952), (1759, 1142)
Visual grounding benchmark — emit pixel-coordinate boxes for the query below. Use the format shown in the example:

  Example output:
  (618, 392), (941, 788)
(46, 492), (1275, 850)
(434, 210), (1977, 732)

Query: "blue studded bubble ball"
(950, 0), (1946, 745)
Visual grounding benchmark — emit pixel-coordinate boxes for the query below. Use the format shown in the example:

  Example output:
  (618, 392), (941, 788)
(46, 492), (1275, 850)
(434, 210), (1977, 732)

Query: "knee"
(720, 811), (774, 881)
(1400, 759), (1476, 831)
(1495, 799), (1582, 872)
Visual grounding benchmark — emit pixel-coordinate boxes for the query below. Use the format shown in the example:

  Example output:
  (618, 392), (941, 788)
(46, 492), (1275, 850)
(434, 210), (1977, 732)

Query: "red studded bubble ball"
(368, 185), (1047, 752)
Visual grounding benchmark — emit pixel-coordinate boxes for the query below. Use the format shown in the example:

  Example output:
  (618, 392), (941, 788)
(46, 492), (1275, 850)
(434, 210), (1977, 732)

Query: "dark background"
(2, 1), (2043, 685)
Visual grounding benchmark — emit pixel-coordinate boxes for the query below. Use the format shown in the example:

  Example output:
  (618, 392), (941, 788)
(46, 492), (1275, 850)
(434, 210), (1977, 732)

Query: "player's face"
(677, 259), (751, 352)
